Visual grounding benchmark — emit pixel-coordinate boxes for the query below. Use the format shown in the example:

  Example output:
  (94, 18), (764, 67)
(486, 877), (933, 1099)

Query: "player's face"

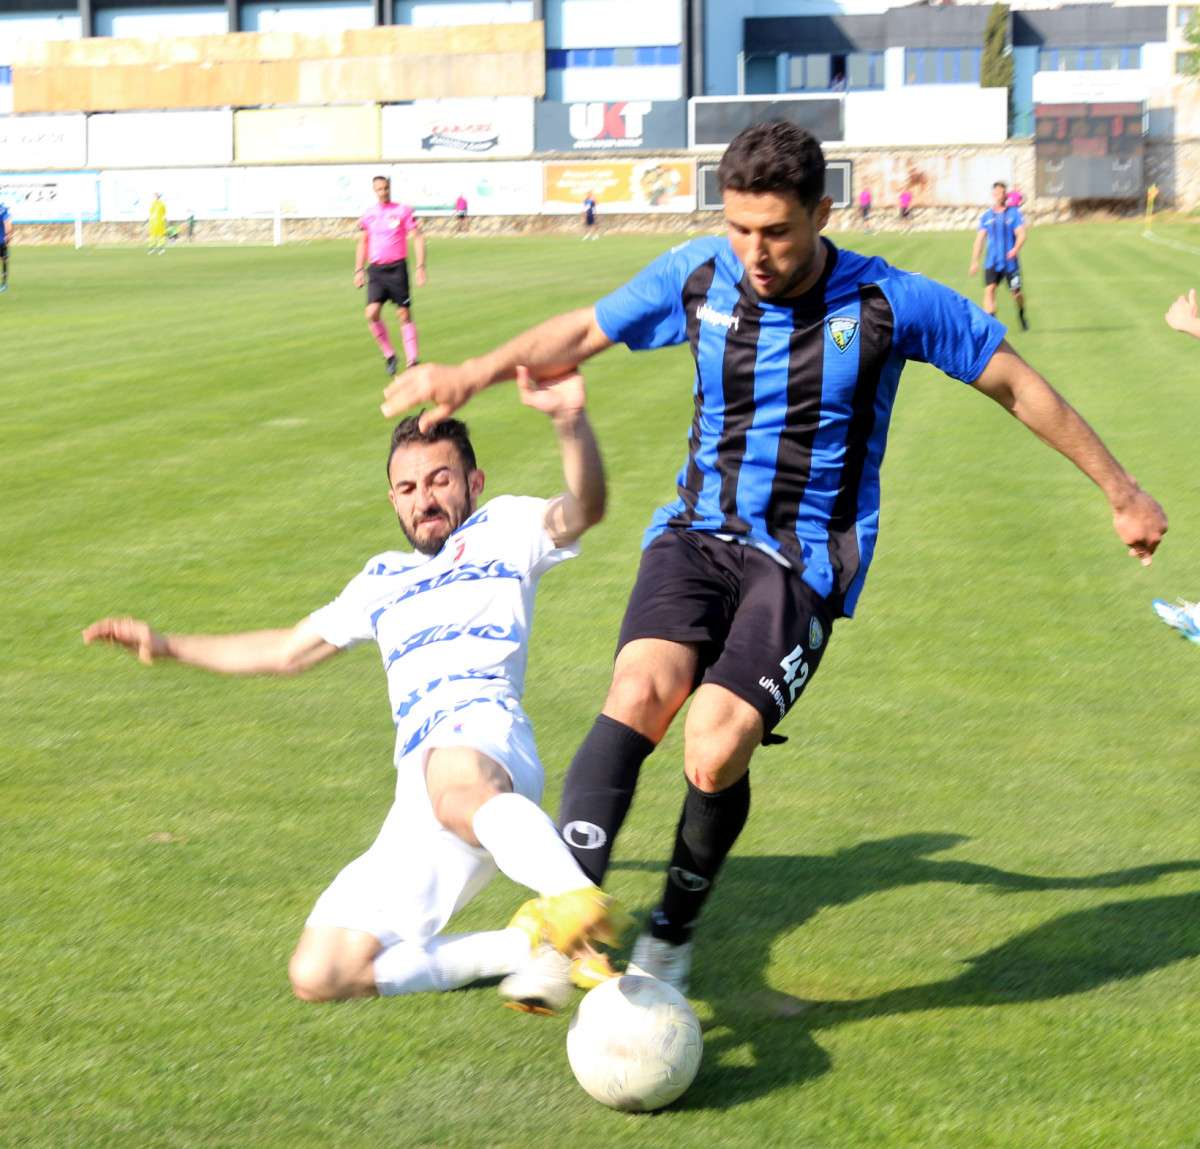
(387, 440), (484, 555)
(374, 179), (391, 204)
(992, 185), (1007, 209)
(724, 189), (832, 301)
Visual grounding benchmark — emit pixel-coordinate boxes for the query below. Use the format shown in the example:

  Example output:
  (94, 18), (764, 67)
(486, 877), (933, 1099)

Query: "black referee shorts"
(616, 529), (833, 734)
(367, 260), (411, 308)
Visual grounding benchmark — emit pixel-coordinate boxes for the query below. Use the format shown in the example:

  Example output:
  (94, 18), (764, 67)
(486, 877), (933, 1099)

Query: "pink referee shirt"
(359, 201), (417, 265)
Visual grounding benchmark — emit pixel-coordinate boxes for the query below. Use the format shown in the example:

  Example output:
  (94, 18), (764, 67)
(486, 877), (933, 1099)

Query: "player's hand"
(1005, 248), (1017, 261)
(354, 270), (365, 289)
(968, 261), (978, 276)
(415, 267), (427, 288)
(1111, 488), (1168, 567)
(382, 362), (482, 428)
(82, 617), (169, 665)
(516, 365), (585, 420)
(1165, 288), (1198, 334)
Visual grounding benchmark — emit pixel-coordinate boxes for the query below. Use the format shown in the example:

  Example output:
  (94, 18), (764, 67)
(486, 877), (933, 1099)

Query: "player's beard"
(398, 498), (469, 555)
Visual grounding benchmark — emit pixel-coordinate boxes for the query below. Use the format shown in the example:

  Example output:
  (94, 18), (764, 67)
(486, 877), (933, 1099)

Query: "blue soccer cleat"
(1151, 599), (1200, 644)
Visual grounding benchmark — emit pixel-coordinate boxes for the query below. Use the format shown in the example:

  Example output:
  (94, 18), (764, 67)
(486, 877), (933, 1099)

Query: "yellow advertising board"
(234, 106), (381, 165)
(542, 159), (695, 214)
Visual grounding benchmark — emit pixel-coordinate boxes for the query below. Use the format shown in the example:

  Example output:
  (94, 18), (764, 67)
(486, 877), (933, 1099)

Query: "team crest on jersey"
(827, 316), (859, 352)
(809, 616), (825, 651)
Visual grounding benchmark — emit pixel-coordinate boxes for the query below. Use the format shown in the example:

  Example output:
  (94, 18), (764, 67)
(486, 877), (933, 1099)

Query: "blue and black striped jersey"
(595, 236), (1005, 617)
(979, 206), (1024, 272)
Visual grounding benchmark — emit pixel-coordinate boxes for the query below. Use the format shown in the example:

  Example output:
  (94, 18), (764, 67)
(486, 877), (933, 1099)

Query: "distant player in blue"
(383, 122), (1167, 995)
(970, 180), (1028, 330)
(582, 192), (598, 241)
(0, 200), (12, 292)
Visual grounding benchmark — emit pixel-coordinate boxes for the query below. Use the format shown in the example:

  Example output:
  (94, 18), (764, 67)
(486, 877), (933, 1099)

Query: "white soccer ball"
(566, 973), (703, 1112)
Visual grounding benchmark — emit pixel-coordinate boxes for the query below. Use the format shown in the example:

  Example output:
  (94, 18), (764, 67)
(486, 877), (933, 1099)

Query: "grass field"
(3, 221), (1200, 1149)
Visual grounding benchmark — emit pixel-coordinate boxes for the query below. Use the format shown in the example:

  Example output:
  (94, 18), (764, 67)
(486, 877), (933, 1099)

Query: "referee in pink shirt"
(354, 175), (427, 376)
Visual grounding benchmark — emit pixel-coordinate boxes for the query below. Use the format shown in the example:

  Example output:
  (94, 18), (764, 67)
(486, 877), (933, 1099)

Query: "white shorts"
(305, 699), (544, 947)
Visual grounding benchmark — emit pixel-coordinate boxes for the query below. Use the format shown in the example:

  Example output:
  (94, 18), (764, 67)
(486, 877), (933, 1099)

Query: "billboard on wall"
(234, 106), (381, 164)
(247, 165), (382, 218)
(391, 161), (541, 215)
(0, 114), (86, 171)
(697, 159), (852, 211)
(871, 153), (1014, 207)
(89, 111), (234, 169)
(690, 96), (843, 149)
(381, 99), (535, 160)
(0, 171), (98, 221)
(99, 168), (246, 221)
(543, 159), (695, 214)
(535, 101), (687, 152)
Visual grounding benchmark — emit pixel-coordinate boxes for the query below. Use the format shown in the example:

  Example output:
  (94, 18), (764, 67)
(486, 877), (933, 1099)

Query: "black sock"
(650, 773), (751, 944)
(557, 714), (656, 884)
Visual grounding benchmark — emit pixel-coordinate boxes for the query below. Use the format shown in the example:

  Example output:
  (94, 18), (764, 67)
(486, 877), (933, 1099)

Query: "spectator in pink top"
(898, 188), (913, 221)
(858, 187), (872, 231)
(455, 193), (469, 234)
(354, 175), (427, 377)
(1006, 187), (1024, 208)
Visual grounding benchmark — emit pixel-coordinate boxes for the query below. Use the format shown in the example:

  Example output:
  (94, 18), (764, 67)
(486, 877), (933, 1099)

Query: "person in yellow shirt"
(148, 193), (168, 255)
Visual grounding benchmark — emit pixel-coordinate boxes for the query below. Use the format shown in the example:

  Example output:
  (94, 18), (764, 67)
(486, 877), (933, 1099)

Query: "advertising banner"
(234, 106), (381, 164)
(0, 114), (87, 170)
(246, 165), (382, 218)
(0, 171), (98, 221)
(689, 96), (843, 148)
(542, 159), (694, 214)
(390, 161), (541, 215)
(535, 100), (687, 152)
(88, 110), (234, 169)
(872, 153), (1015, 207)
(99, 168), (246, 222)
(381, 98), (535, 160)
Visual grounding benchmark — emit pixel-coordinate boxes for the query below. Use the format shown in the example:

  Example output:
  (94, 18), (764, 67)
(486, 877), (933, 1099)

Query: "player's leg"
(982, 270), (999, 316)
(364, 289), (397, 374)
(557, 530), (726, 885)
(396, 299), (419, 367)
(1009, 268), (1028, 330)
(1, 243), (8, 289)
(633, 550), (834, 991)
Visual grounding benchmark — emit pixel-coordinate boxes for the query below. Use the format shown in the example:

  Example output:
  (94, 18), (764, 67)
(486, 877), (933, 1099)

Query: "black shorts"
(984, 266), (1022, 292)
(367, 261), (411, 307)
(0, 242), (7, 259)
(617, 529), (833, 734)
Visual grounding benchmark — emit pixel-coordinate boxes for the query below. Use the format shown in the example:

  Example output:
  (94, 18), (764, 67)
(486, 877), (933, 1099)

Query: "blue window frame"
(788, 51), (883, 91)
(1038, 45), (1140, 71)
(904, 48), (982, 84)
(546, 44), (680, 69)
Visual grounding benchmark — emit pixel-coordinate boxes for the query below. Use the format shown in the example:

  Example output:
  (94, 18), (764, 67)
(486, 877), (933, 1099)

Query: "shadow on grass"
(613, 834), (1200, 1110)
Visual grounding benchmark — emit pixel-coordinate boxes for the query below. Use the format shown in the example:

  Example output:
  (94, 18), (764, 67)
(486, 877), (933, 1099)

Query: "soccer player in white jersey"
(82, 367), (626, 1012)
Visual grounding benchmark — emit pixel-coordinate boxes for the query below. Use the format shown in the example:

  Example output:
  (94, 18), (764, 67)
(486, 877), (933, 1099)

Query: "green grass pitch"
(3, 221), (1199, 1148)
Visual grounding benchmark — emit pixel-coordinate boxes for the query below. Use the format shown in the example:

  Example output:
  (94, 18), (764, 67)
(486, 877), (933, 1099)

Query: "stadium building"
(1, 0), (1197, 236)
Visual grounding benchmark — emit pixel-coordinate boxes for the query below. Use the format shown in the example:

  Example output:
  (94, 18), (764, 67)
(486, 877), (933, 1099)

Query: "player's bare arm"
(515, 365), (606, 546)
(1007, 224), (1027, 262)
(82, 616), (339, 674)
(381, 307), (613, 428)
(353, 231), (368, 289)
(1165, 288), (1200, 339)
(413, 224), (427, 288)
(968, 230), (985, 276)
(971, 341), (1167, 565)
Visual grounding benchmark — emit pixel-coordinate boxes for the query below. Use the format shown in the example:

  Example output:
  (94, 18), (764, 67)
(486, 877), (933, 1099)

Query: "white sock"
(374, 928), (529, 996)
(472, 791), (593, 896)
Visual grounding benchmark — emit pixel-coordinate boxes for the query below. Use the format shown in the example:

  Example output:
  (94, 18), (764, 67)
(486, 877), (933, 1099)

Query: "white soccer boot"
(1152, 598), (1200, 643)
(629, 932), (694, 995)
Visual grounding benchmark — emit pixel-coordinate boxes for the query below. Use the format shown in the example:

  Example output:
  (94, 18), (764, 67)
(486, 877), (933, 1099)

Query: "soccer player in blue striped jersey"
(382, 121), (1167, 994)
(969, 180), (1028, 330)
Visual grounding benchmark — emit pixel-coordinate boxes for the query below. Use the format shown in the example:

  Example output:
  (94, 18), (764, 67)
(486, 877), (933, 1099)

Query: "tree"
(1179, 14), (1200, 77)
(980, 2), (1013, 91)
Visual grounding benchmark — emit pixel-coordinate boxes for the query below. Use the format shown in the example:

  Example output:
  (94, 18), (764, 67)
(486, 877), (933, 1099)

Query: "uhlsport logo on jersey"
(697, 302), (739, 333)
(809, 615), (824, 651)
(827, 316), (859, 352)
(563, 821), (607, 850)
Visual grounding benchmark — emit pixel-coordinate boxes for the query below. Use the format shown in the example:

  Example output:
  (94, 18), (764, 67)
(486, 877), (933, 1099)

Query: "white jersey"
(308, 495), (577, 765)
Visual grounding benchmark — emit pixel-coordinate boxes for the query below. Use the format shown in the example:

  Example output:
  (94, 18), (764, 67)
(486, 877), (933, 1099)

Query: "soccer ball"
(566, 973), (703, 1112)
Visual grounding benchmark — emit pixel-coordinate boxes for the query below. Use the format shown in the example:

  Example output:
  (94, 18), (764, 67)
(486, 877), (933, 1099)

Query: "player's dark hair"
(386, 415), (477, 480)
(717, 121), (826, 209)
(373, 174), (390, 185)
(993, 181), (1008, 191)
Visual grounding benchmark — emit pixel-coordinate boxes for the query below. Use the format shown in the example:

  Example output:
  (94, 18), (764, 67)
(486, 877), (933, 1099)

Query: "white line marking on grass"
(1142, 229), (1200, 257)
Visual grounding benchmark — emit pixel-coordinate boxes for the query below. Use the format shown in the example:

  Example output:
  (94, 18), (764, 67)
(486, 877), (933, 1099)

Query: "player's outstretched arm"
(968, 229), (985, 275)
(971, 341), (1167, 566)
(516, 365), (606, 547)
(381, 307), (614, 428)
(1165, 288), (1200, 339)
(81, 616), (339, 675)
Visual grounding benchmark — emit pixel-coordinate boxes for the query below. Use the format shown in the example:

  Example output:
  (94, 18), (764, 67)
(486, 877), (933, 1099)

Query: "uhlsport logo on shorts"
(827, 316), (858, 352)
(809, 615), (824, 651)
(668, 866), (710, 892)
(563, 821), (607, 850)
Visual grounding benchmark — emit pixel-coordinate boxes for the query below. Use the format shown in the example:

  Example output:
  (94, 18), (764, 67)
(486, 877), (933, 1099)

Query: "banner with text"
(381, 99), (535, 160)
(542, 159), (694, 214)
(390, 160), (541, 215)
(99, 167), (244, 222)
(0, 114), (86, 170)
(535, 100), (687, 152)
(0, 171), (99, 221)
